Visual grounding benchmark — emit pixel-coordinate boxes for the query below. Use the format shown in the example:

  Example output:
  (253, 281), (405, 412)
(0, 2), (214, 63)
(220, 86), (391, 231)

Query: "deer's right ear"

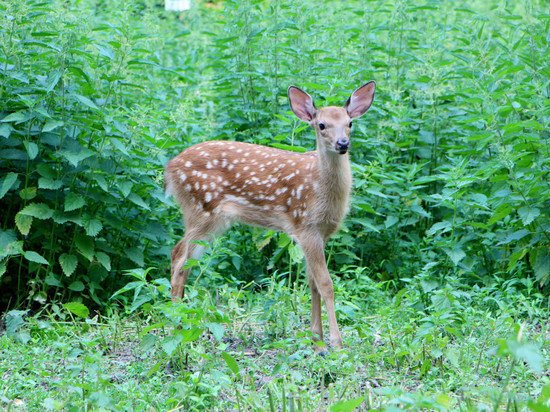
(288, 86), (316, 122)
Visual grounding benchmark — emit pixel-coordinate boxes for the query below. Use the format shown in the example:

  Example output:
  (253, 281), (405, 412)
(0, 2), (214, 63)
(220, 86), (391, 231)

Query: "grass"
(1, 269), (548, 410)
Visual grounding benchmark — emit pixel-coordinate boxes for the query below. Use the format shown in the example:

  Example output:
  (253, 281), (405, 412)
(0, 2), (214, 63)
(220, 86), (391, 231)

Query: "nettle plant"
(0, 1), (198, 308)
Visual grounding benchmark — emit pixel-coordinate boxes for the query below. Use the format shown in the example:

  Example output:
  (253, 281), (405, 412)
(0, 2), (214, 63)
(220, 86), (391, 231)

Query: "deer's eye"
(349, 122), (353, 128)
(319, 123), (326, 130)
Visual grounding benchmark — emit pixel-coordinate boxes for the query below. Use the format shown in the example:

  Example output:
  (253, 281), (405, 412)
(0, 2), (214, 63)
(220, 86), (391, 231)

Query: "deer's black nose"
(336, 138), (349, 154)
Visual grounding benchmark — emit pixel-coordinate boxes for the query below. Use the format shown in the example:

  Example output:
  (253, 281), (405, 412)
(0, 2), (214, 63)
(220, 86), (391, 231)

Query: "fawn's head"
(288, 82), (376, 155)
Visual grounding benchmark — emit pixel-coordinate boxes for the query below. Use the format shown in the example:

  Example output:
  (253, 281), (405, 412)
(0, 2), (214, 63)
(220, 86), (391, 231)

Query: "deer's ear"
(344, 81), (376, 119)
(288, 86), (316, 122)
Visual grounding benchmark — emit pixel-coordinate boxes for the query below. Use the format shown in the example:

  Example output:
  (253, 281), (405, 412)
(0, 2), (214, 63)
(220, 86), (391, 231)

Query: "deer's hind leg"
(171, 212), (229, 301)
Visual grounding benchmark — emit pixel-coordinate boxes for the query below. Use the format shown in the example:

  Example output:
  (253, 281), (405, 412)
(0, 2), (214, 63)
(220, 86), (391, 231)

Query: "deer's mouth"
(335, 140), (349, 154)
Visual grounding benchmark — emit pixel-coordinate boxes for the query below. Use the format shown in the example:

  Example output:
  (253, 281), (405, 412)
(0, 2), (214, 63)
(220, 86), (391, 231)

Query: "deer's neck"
(312, 150), (352, 234)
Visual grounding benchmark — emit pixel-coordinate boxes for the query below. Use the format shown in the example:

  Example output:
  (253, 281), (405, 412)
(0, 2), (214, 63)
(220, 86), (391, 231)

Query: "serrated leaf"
(96, 252), (111, 271)
(20, 202), (54, 219)
(444, 247), (466, 266)
(0, 172), (18, 199)
(518, 206), (540, 226)
(207, 322), (225, 341)
(0, 123), (12, 138)
(128, 193), (150, 210)
(38, 177), (63, 190)
(1, 111), (26, 123)
(15, 213), (32, 235)
(64, 193), (85, 211)
(64, 302), (89, 318)
(75, 234), (94, 261)
(19, 187), (37, 200)
(59, 253), (78, 276)
(74, 94), (99, 110)
(126, 247), (144, 266)
(43, 119), (64, 132)
(24, 142), (39, 160)
(161, 334), (183, 356)
(24, 251), (49, 265)
(84, 219), (102, 237)
(488, 206), (512, 225)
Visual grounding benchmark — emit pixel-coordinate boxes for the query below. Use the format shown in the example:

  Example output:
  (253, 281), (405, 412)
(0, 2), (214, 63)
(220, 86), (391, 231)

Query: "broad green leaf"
(20, 203), (54, 219)
(15, 213), (32, 235)
(43, 119), (64, 132)
(126, 247), (144, 266)
(84, 219), (102, 237)
(531, 247), (550, 286)
(24, 251), (49, 265)
(38, 177), (63, 190)
(329, 397), (366, 412)
(161, 334), (183, 356)
(222, 351), (240, 376)
(518, 206), (540, 226)
(128, 193), (150, 210)
(1, 111), (26, 123)
(59, 253), (78, 276)
(0, 172), (18, 199)
(24, 142), (39, 160)
(96, 252), (111, 271)
(64, 193), (85, 212)
(444, 247), (466, 266)
(75, 234), (94, 261)
(488, 206), (512, 225)
(207, 322), (225, 341)
(19, 187), (37, 200)
(74, 94), (99, 110)
(64, 302), (90, 318)
(68, 281), (85, 292)
(427, 220), (452, 236)
(0, 123), (12, 138)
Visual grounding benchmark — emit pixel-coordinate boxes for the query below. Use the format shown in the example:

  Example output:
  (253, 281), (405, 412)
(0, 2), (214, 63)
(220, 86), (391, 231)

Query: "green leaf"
(128, 193), (150, 210)
(64, 193), (85, 212)
(64, 302), (90, 318)
(444, 247), (466, 266)
(59, 253), (78, 276)
(43, 119), (64, 132)
(0, 123), (12, 138)
(329, 397), (366, 412)
(20, 202), (54, 219)
(531, 247), (550, 286)
(24, 142), (39, 160)
(126, 247), (144, 266)
(15, 213), (32, 235)
(222, 351), (240, 377)
(19, 187), (37, 200)
(518, 206), (540, 226)
(161, 334), (183, 356)
(207, 322), (225, 341)
(74, 94), (99, 110)
(38, 177), (63, 190)
(96, 252), (111, 271)
(24, 251), (49, 265)
(488, 206), (513, 225)
(68, 281), (85, 292)
(0, 172), (18, 199)
(75, 234), (94, 261)
(84, 218), (102, 237)
(1, 111), (27, 123)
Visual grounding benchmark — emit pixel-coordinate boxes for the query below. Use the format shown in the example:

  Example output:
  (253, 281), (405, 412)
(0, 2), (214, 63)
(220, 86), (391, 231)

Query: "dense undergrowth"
(1, 0), (549, 410)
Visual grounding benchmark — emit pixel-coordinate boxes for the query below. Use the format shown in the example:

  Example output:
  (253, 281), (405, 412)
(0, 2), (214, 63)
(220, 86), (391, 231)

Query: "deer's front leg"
(299, 235), (343, 350)
(307, 270), (324, 352)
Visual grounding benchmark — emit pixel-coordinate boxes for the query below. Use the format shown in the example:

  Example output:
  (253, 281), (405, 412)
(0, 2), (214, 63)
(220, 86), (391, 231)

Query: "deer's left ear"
(344, 81), (376, 119)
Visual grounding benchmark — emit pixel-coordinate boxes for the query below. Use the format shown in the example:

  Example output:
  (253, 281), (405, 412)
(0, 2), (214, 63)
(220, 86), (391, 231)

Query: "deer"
(164, 82), (376, 352)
